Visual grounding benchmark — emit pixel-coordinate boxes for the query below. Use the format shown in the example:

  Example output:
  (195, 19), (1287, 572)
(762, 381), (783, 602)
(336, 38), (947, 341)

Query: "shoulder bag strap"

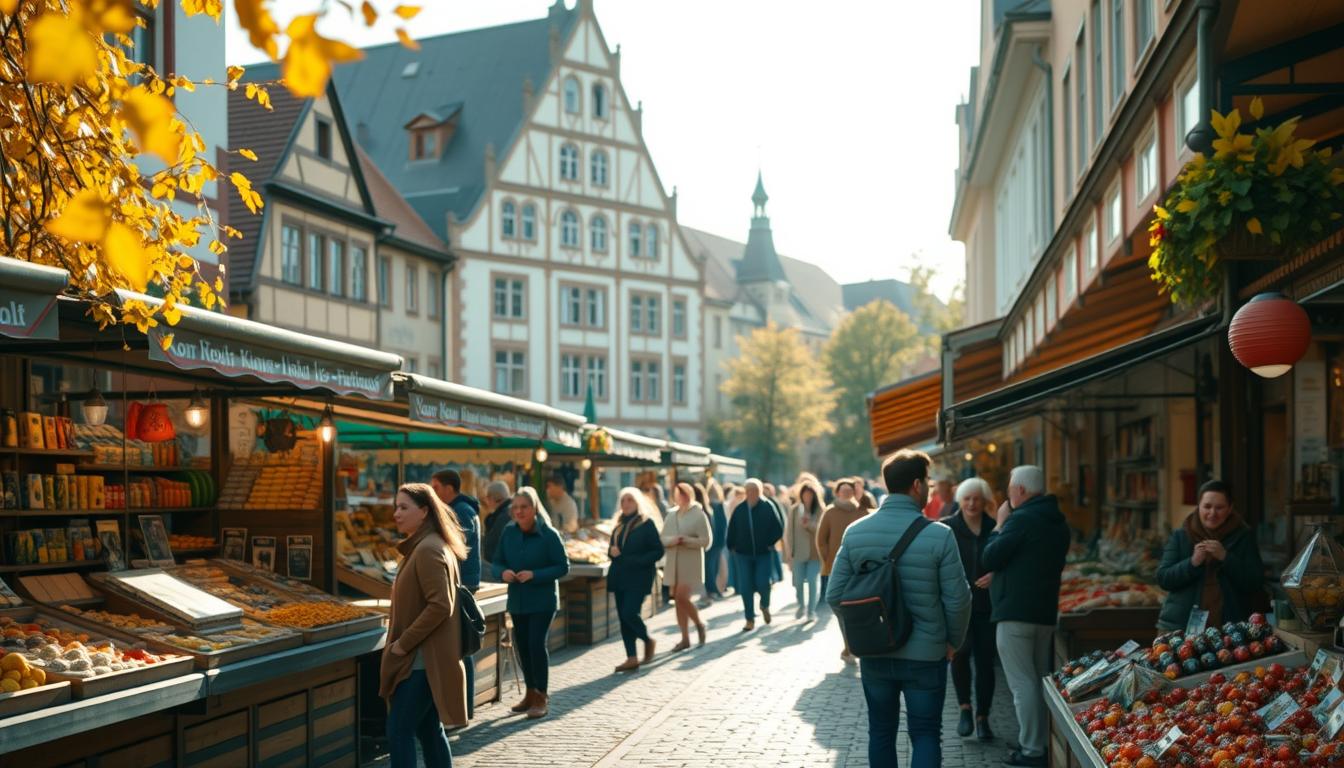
(887, 516), (931, 563)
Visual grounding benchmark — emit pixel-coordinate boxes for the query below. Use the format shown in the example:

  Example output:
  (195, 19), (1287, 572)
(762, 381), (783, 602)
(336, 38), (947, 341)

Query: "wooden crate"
(97, 733), (174, 768)
(473, 616), (501, 706)
(311, 676), (357, 767)
(254, 692), (307, 768)
(548, 602), (568, 652)
(183, 710), (249, 768)
(564, 578), (608, 646)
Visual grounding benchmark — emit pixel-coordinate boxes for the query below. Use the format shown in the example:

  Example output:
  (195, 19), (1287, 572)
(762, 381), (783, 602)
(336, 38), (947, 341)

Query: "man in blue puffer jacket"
(827, 450), (970, 768)
(431, 469), (480, 719)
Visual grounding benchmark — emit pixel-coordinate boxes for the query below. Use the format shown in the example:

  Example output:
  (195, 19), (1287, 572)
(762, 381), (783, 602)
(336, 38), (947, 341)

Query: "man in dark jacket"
(980, 466), (1070, 768)
(726, 478), (784, 631)
(432, 468), (481, 719)
(480, 480), (513, 569)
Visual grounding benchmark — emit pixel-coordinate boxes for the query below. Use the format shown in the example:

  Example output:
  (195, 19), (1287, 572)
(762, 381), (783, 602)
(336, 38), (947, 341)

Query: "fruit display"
(167, 534), (217, 552)
(1282, 523), (1344, 631)
(1071, 660), (1344, 767)
(1059, 575), (1165, 614)
(0, 650), (47, 691)
(1054, 614), (1286, 700)
(0, 615), (180, 678)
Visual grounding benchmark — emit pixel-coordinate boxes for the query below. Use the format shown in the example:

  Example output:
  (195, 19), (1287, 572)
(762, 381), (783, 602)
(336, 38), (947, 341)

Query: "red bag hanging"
(125, 401), (143, 440)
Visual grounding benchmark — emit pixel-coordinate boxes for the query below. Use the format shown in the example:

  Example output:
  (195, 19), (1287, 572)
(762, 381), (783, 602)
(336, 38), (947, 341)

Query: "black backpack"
(835, 517), (931, 658)
(458, 585), (486, 656)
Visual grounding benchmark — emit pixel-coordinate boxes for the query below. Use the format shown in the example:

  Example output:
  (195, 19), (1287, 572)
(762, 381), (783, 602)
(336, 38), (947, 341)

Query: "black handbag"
(458, 584), (486, 656)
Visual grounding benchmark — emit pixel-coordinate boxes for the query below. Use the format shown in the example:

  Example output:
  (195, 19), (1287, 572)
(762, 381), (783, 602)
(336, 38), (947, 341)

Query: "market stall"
(0, 281), (402, 763)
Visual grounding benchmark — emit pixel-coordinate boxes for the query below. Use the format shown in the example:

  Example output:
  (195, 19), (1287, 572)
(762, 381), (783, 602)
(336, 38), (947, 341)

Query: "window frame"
(671, 296), (688, 339)
(630, 355), (663, 404)
(645, 224), (660, 259)
(563, 76), (581, 115)
(1062, 245), (1078, 306)
(315, 117), (333, 161)
(1105, 180), (1124, 245)
(592, 82), (608, 119)
(560, 283), (607, 329)
(280, 222), (303, 286)
(586, 353), (608, 401)
(1084, 214), (1100, 277)
(1090, 0), (1103, 145)
(590, 150), (609, 187)
(585, 287), (607, 329)
(377, 255), (393, 309)
(559, 209), (581, 250)
(590, 215), (609, 253)
(1075, 28), (1088, 180)
(404, 262), (419, 315)
(411, 129), (437, 162)
(427, 270), (441, 319)
(559, 352), (584, 400)
(350, 244), (369, 302)
(1045, 273), (1058, 329)
(559, 143), (580, 182)
(328, 239), (345, 298)
(627, 219), (642, 257)
(1109, 0), (1125, 109)
(491, 273), (528, 322)
(492, 345), (528, 397)
(521, 203), (537, 241)
(1175, 63), (1200, 160)
(501, 199), (517, 240)
(1133, 0), (1156, 72)
(672, 358), (688, 406)
(305, 230), (325, 292)
(1135, 127), (1159, 203)
(1062, 64), (1074, 188)
(712, 315), (723, 349)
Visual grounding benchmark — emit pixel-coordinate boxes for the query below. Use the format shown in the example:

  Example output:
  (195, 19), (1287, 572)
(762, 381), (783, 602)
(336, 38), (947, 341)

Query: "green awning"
(397, 373), (585, 447)
(118, 290), (403, 400)
(0, 256), (66, 340)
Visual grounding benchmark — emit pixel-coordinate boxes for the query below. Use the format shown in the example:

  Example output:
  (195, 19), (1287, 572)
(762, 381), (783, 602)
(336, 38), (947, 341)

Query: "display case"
(1282, 522), (1344, 631)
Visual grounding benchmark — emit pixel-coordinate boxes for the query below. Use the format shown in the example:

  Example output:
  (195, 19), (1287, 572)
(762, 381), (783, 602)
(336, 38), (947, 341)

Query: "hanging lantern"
(82, 387), (108, 427)
(184, 388), (209, 429)
(534, 445), (549, 463)
(318, 406), (336, 444)
(137, 403), (176, 442)
(1228, 292), (1311, 378)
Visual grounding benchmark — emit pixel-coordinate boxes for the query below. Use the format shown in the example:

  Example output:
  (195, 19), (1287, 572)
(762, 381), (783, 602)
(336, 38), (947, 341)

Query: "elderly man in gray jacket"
(827, 449), (971, 768)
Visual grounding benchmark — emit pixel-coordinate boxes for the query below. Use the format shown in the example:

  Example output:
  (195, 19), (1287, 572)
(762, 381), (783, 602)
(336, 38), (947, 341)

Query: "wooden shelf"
(0, 507), (212, 517)
(1, 448), (95, 458)
(173, 547), (219, 556)
(1111, 456), (1159, 468)
(75, 465), (195, 473)
(0, 560), (104, 574)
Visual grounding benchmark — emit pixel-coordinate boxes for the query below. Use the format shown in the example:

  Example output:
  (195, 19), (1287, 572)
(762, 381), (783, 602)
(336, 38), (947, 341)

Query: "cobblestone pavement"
(439, 582), (1022, 768)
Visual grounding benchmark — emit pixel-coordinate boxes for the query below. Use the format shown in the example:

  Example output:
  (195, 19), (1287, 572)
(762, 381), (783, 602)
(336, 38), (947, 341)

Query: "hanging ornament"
(1228, 292), (1311, 378)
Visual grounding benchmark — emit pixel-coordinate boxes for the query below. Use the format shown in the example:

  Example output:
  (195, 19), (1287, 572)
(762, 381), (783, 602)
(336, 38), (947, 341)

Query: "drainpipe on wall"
(1031, 45), (1055, 235)
(440, 266), (450, 381)
(1185, 0), (1220, 155)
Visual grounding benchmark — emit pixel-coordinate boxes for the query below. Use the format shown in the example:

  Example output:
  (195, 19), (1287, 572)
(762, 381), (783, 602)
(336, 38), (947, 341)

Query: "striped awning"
(868, 370), (942, 456)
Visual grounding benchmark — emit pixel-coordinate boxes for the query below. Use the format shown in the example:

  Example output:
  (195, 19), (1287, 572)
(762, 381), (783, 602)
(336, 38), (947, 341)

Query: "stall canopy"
(708, 454), (747, 484)
(941, 314), (1221, 441)
(398, 373), (585, 448)
(593, 426), (666, 464)
(663, 441), (711, 468)
(868, 370), (941, 455)
(0, 256), (66, 340)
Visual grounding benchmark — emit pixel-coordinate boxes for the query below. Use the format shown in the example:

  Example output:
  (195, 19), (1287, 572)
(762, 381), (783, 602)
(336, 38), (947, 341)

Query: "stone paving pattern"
(436, 582), (1023, 768)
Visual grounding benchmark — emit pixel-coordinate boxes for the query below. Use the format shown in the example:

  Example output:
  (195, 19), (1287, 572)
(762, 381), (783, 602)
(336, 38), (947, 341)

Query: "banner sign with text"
(149, 326), (394, 399)
(0, 288), (58, 340)
(408, 391), (549, 440)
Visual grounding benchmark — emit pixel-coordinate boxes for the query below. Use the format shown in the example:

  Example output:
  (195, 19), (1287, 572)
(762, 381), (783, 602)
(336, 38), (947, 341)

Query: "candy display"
(1054, 614), (1287, 700)
(1071, 660), (1344, 767)
(1282, 523), (1344, 631)
(260, 602), (368, 629)
(171, 564), (375, 630)
(218, 442), (321, 511)
(57, 605), (175, 634)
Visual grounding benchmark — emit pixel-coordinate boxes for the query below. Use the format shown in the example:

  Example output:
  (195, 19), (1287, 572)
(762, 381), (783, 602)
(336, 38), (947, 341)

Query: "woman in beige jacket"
(784, 479), (824, 620)
(380, 483), (469, 768)
(662, 482), (712, 650)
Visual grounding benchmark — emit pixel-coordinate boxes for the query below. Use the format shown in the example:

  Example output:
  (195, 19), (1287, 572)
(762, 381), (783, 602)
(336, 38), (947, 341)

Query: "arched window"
(646, 224), (659, 258)
(628, 220), (642, 257)
(559, 143), (579, 181)
(563, 76), (580, 114)
(560, 210), (580, 248)
(590, 150), (608, 187)
(592, 83), (608, 119)
(501, 200), (516, 239)
(590, 216), (608, 252)
(521, 203), (537, 241)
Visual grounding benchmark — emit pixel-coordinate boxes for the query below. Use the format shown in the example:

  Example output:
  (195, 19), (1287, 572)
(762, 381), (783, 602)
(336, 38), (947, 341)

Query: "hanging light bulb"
(579, 458), (592, 471)
(83, 386), (108, 427)
(964, 451), (974, 462)
(534, 445), (549, 463)
(318, 406), (336, 443)
(986, 442), (998, 454)
(184, 388), (209, 429)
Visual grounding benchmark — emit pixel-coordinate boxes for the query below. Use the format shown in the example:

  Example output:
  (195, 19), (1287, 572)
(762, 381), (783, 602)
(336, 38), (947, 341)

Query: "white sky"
(224, 1), (980, 300)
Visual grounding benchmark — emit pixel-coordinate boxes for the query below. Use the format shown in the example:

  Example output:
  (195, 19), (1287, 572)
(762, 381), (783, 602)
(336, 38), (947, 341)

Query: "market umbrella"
(583, 381), (597, 423)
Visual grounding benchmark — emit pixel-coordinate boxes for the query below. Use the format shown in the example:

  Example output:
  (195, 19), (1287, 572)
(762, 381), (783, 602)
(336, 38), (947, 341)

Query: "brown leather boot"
(614, 657), (640, 673)
(526, 692), (549, 719)
(510, 689), (535, 713)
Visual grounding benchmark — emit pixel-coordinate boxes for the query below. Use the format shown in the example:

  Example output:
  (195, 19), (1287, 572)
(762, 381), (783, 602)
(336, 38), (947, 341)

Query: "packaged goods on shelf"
(217, 440), (321, 511)
(167, 535), (216, 551)
(4, 527), (100, 565)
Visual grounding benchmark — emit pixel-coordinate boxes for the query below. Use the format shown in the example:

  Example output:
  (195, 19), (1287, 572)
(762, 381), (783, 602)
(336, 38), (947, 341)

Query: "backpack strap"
(887, 516), (931, 563)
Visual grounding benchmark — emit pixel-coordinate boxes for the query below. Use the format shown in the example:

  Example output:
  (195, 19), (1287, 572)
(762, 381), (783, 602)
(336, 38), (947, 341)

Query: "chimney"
(670, 186), (678, 220)
(484, 143), (496, 179)
(635, 100), (643, 134)
(613, 44), (621, 76)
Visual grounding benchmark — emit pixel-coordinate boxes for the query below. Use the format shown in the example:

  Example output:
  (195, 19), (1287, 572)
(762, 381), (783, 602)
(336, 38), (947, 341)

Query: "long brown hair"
(397, 482), (468, 560)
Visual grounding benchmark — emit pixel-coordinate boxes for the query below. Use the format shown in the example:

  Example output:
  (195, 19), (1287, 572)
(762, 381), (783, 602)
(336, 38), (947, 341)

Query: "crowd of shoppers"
(389, 454), (1245, 768)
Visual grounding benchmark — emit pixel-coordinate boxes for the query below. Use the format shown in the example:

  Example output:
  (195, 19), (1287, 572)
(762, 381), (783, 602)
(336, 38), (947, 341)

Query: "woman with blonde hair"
(608, 487), (665, 671)
(492, 487), (569, 719)
(380, 483), (469, 767)
(663, 482), (712, 649)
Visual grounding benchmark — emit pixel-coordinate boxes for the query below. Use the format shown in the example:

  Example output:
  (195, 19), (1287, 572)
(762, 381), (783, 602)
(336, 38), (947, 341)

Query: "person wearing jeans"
(608, 488), (665, 671)
(784, 479), (824, 620)
(980, 466), (1070, 767)
(726, 479), (784, 631)
(944, 477), (998, 740)
(859, 658), (947, 768)
(492, 487), (570, 720)
(827, 451), (971, 768)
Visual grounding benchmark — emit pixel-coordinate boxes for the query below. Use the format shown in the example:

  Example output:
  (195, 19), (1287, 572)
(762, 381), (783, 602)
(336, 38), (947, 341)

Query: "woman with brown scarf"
(380, 483), (469, 768)
(1156, 480), (1265, 631)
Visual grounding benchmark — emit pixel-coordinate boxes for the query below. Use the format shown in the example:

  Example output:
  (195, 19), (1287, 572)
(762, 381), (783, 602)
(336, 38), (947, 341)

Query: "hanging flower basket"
(1147, 97), (1344, 306)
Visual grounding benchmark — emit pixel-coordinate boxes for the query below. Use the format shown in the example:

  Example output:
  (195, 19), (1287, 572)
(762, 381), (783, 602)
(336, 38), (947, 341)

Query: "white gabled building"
(335, 0), (703, 442)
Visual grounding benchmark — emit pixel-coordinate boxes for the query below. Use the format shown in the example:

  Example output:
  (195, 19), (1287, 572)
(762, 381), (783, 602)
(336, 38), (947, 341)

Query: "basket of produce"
(0, 651), (69, 718)
(1282, 522), (1344, 631)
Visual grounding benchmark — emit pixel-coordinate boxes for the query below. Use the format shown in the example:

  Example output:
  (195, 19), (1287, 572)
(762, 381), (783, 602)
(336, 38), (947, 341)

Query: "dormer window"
(563, 76), (580, 114)
(315, 118), (333, 160)
(411, 129), (437, 161)
(403, 104), (461, 163)
(592, 83), (608, 119)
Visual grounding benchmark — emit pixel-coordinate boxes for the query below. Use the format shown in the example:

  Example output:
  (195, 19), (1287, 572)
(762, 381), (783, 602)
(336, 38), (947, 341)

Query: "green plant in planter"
(1148, 97), (1344, 306)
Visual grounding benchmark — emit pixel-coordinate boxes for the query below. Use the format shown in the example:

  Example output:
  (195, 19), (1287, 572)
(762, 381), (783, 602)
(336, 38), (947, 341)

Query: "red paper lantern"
(1228, 292), (1311, 378)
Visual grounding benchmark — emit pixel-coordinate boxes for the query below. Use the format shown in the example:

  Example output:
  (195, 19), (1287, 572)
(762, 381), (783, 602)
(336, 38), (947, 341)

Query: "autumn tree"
(1, 0), (419, 341)
(720, 322), (836, 480)
(823, 300), (930, 470)
(909, 263), (965, 336)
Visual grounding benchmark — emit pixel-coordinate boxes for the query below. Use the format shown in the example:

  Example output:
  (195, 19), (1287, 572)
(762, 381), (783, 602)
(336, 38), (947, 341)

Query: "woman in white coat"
(662, 482), (712, 650)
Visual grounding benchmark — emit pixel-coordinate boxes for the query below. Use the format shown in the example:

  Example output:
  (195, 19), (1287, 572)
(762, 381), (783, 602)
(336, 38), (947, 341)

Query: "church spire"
(752, 171), (769, 218)
(737, 171), (788, 285)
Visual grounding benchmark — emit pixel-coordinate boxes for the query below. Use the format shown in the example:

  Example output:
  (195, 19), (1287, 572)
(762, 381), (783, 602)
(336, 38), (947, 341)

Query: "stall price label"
(1310, 649), (1330, 679)
(1064, 658), (1113, 696)
(1333, 659), (1344, 685)
(1320, 703), (1344, 741)
(1115, 640), (1141, 658)
(1256, 692), (1301, 732)
(1142, 726), (1184, 759)
(1312, 688), (1343, 722)
(1185, 609), (1209, 636)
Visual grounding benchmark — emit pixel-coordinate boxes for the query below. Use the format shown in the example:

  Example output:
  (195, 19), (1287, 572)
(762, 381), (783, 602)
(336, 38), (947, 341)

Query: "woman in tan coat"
(784, 479), (824, 620)
(380, 482), (469, 768)
(662, 482), (712, 650)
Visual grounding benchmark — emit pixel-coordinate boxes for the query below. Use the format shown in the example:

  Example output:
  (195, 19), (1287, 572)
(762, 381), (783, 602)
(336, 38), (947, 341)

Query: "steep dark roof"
(843, 280), (918, 315)
(736, 220), (789, 284)
(226, 71), (307, 293)
(355, 146), (448, 258)
(331, 6), (578, 239)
